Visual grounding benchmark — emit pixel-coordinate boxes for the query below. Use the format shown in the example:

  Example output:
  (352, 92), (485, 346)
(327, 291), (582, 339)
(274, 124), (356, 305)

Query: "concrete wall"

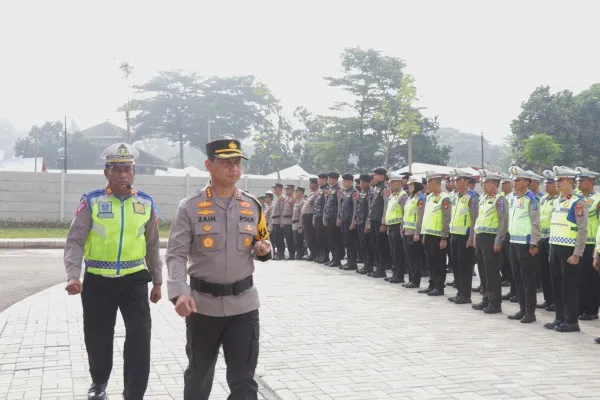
(0, 172), (306, 222)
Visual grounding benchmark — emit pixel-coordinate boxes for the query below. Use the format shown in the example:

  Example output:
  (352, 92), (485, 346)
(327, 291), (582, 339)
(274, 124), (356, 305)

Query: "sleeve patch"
(418, 200), (424, 209)
(384, 189), (391, 197)
(442, 199), (450, 209)
(352, 191), (359, 200)
(576, 203), (584, 217)
(75, 201), (87, 216)
(496, 198), (505, 214)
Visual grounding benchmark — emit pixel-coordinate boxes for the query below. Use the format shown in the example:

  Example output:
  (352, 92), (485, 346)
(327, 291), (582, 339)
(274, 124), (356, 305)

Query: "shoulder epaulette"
(136, 190), (154, 202)
(526, 191), (536, 201)
(240, 189), (262, 209)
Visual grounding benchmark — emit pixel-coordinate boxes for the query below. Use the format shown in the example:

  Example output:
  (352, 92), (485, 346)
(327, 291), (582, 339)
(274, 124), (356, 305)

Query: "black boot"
(88, 383), (107, 400)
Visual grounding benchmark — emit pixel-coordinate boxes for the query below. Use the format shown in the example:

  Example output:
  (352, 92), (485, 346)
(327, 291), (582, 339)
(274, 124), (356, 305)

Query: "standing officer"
(527, 171), (544, 198)
(419, 170), (452, 296)
(282, 184), (296, 260)
(64, 143), (163, 400)
(593, 219), (600, 343)
(356, 174), (374, 275)
(292, 186), (306, 260)
(500, 173), (516, 299)
(544, 166), (588, 333)
(384, 173), (409, 283)
(264, 191), (274, 231)
(166, 139), (271, 400)
(324, 172), (344, 267)
(446, 171), (457, 285)
(366, 167), (390, 278)
(314, 173), (330, 264)
(270, 183), (285, 260)
(402, 176), (426, 288)
(448, 169), (478, 304)
(575, 167), (600, 321)
(506, 166), (541, 324)
(299, 178), (318, 261)
(472, 170), (508, 314)
(338, 174), (359, 270)
(537, 170), (558, 311)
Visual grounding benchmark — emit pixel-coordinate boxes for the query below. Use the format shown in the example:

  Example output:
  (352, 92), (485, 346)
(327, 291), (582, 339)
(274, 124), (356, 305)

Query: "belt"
(292, 219), (300, 223)
(190, 275), (253, 297)
(283, 214), (292, 218)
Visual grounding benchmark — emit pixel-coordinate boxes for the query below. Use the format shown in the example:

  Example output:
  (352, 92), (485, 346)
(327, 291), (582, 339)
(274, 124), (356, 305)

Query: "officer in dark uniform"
(338, 173), (359, 270)
(356, 174), (374, 274)
(299, 178), (318, 260)
(366, 167), (390, 278)
(166, 139), (272, 400)
(324, 172), (344, 267)
(282, 184), (296, 260)
(270, 183), (285, 260)
(313, 173), (330, 264)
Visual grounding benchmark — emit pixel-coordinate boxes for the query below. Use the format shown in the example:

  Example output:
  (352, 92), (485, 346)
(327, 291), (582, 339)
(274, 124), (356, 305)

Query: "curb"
(0, 238), (169, 249)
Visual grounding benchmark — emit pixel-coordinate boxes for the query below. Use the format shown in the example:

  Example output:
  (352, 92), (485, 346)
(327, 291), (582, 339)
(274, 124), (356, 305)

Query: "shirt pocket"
(194, 222), (222, 252)
(238, 222), (256, 252)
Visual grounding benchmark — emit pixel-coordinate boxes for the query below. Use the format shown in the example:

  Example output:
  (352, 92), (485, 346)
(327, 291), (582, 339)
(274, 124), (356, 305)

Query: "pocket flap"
(238, 222), (256, 235)
(195, 223), (221, 235)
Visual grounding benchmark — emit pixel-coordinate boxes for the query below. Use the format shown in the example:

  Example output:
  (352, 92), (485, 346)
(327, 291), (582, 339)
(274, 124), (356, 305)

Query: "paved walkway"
(2, 250), (600, 399)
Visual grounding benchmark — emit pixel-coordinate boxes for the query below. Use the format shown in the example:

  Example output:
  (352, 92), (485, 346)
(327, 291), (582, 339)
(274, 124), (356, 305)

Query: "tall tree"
(119, 61), (135, 143)
(522, 133), (562, 173)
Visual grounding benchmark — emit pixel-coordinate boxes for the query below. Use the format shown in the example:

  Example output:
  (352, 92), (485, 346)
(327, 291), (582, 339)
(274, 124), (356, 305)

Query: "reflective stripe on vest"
(421, 193), (449, 237)
(508, 192), (535, 244)
(540, 194), (557, 239)
(581, 193), (600, 245)
(475, 193), (503, 234)
(450, 192), (474, 235)
(385, 190), (406, 226)
(549, 195), (579, 247)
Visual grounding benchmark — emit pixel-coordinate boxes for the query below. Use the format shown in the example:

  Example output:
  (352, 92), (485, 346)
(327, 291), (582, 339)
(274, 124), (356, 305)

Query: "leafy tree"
(522, 133), (562, 173)
(437, 127), (508, 169)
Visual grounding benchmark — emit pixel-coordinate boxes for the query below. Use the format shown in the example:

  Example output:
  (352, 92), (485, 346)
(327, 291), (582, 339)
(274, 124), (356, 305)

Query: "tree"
(522, 133), (562, 173)
(119, 61), (134, 143)
(437, 127), (508, 169)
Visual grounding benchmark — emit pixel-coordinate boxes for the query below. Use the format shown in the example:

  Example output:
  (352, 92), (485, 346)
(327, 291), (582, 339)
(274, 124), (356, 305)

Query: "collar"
(105, 185), (136, 196)
(204, 185), (242, 200)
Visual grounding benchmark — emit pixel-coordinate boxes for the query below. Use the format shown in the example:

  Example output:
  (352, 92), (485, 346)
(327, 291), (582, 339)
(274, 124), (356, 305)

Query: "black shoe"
(501, 280), (511, 287)
(471, 286), (481, 293)
(389, 277), (405, 283)
(88, 383), (107, 400)
(406, 283), (420, 288)
(544, 320), (563, 330)
(509, 296), (520, 303)
(501, 292), (514, 301)
(324, 261), (333, 266)
(357, 268), (372, 274)
(370, 270), (387, 278)
(508, 310), (525, 320)
(454, 297), (472, 305)
(418, 287), (434, 294)
(472, 302), (488, 311)
(447, 280), (455, 287)
(554, 323), (580, 333)
(330, 261), (342, 267)
(595, 337), (600, 344)
(318, 258), (329, 264)
(545, 304), (556, 312)
(483, 306), (502, 314)
(579, 314), (599, 321)
(427, 289), (444, 296)
(536, 302), (549, 309)
(384, 277), (391, 281)
(447, 296), (456, 302)
(342, 265), (357, 271)
(520, 313), (536, 323)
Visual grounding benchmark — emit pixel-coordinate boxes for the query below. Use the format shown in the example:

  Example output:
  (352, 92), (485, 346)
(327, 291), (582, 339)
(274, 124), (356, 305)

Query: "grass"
(0, 228), (171, 239)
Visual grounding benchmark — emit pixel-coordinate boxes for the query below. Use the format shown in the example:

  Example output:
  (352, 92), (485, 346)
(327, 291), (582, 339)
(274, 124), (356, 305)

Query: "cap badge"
(228, 141), (238, 149)
(117, 144), (129, 157)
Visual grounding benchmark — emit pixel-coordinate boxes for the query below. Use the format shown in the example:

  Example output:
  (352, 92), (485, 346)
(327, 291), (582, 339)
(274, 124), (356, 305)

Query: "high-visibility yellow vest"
(450, 191), (476, 235)
(581, 192), (600, 245)
(540, 194), (558, 239)
(549, 195), (580, 247)
(508, 191), (537, 244)
(421, 192), (450, 237)
(475, 193), (503, 234)
(404, 193), (426, 231)
(84, 188), (153, 277)
(385, 190), (406, 225)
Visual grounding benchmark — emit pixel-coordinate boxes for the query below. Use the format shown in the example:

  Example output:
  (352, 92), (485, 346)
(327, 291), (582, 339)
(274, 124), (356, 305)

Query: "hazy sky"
(1, 0), (598, 144)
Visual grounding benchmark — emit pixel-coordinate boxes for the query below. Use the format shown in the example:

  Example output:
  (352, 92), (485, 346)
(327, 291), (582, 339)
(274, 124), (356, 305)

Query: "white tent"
(265, 164), (314, 179)
(394, 163), (481, 179)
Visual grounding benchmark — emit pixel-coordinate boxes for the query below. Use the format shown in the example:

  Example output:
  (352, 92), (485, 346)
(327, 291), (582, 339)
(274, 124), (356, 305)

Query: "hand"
(440, 239), (447, 250)
(593, 255), (600, 271)
(350, 223), (356, 231)
(150, 284), (162, 303)
(254, 240), (272, 257)
(65, 278), (82, 295)
(324, 220), (328, 227)
(175, 295), (197, 317)
(298, 228), (303, 234)
(567, 255), (580, 265)
(466, 239), (473, 248)
(364, 227), (370, 233)
(280, 224), (284, 229)
(380, 224), (386, 233)
(529, 246), (539, 256)
(413, 234), (420, 242)
(336, 220), (342, 227)
(493, 243), (502, 252)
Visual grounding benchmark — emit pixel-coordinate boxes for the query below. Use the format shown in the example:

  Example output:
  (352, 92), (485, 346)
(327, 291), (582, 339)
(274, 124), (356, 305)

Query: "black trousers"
(423, 235), (447, 290)
(476, 233), (503, 307)
(81, 270), (151, 400)
(580, 245), (599, 316)
(550, 245), (583, 325)
(539, 238), (554, 305)
(341, 221), (359, 267)
(404, 234), (423, 285)
(387, 224), (405, 277)
(451, 234), (475, 299)
(271, 224), (285, 256)
(509, 243), (539, 313)
(184, 309), (259, 400)
(283, 224), (295, 258)
(369, 220), (389, 271)
(302, 213), (316, 256)
(292, 229), (304, 258)
(357, 224), (373, 269)
(327, 216), (344, 262)
(314, 216), (329, 260)
(502, 235), (516, 294)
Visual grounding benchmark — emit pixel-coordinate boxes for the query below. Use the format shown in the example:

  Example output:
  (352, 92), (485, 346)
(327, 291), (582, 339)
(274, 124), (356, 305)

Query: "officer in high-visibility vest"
(506, 166), (541, 324)
(384, 172), (409, 283)
(544, 166), (588, 333)
(527, 170), (544, 198)
(537, 170), (558, 312)
(500, 172), (517, 299)
(575, 167), (600, 321)
(472, 169), (508, 314)
(402, 176), (426, 288)
(446, 170), (457, 286)
(593, 214), (600, 343)
(418, 170), (452, 296)
(64, 143), (163, 400)
(447, 169), (479, 304)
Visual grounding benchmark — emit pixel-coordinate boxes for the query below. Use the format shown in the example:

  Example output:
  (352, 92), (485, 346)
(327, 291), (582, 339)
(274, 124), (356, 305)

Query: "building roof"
(79, 121), (128, 139)
(0, 157), (46, 172)
(265, 164), (314, 179)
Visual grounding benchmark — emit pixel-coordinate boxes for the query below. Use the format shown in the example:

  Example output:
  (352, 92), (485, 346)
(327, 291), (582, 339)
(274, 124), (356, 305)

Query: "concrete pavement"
(1, 249), (600, 399)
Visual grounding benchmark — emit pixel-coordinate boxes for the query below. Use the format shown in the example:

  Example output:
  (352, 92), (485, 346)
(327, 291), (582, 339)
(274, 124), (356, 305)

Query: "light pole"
(207, 119), (214, 142)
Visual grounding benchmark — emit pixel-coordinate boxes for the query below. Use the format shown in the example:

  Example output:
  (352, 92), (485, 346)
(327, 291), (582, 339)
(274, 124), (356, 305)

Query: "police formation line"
(263, 166), (600, 341)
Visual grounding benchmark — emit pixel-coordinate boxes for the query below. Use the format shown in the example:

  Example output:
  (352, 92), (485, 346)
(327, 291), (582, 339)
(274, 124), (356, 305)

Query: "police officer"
(324, 172), (344, 267)
(166, 139), (271, 400)
(527, 170), (544, 198)
(299, 178), (318, 260)
(356, 174), (374, 275)
(402, 177), (426, 288)
(472, 170), (508, 314)
(446, 170), (457, 286)
(292, 186), (306, 260)
(338, 174), (359, 270)
(506, 166), (541, 323)
(384, 173), (409, 283)
(500, 173), (517, 299)
(282, 184), (296, 260)
(537, 170), (558, 311)
(64, 143), (163, 400)
(593, 221), (600, 343)
(264, 191), (274, 231)
(419, 170), (452, 296)
(270, 183), (285, 260)
(366, 167), (390, 278)
(544, 166), (588, 333)
(313, 173), (330, 264)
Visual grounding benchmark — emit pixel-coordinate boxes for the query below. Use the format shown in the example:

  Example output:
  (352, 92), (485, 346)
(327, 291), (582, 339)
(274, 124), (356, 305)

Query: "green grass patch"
(0, 228), (171, 239)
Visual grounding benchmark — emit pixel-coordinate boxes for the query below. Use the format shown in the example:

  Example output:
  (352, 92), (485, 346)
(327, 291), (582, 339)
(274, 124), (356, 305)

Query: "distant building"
(0, 157), (46, 172)
(79, 121), (169, 175)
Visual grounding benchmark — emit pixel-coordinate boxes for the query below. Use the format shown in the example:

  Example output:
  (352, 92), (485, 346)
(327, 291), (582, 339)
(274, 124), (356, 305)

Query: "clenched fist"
(65, 278), (82, 295)
(175, 295), (197, 317)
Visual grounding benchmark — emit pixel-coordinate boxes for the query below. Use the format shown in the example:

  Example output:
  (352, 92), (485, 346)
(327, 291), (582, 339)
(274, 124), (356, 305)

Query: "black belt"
(292, 219), (300, 223)
(190, 275), (253, 297)
(283, 215), (292, 218)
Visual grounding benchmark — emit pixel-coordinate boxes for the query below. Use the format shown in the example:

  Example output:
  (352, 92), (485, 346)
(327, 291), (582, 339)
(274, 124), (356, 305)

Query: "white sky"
(1, 0), (598, 144)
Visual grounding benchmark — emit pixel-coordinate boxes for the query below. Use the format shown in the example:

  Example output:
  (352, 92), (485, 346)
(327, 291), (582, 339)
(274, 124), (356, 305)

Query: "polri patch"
(133, 202), (146, 214)
(97, 201), (114, 219)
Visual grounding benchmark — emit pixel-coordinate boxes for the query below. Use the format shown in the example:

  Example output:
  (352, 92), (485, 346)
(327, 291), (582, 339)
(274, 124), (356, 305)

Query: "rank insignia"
(244, 237), (252, 247)
(202, 237), (214, 248)
(244, 224), (255, 232)
(240, 201), (252, 208)
(197, 209), (215, 216)
(197, 201), (213, 208)
(240, 210), (254, 216)
(133, 202), (145, 214)
(203, 225), (213, 232)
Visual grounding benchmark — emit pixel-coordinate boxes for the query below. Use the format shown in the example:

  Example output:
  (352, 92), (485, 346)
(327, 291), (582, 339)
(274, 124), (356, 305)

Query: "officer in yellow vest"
(447, 169), (479, 304)
(544, 166), (588, 333)
(575, 167), (600, 321)
(418, 170), (452, 296)
(506, 166), (541, 324)
(593, 214), (600, 343)
(499, 173), (515, 294)
(527, 170), (544, 198)
(446, 170), (457, 286)
(471, 170), (508, 314)
(166, 139), (271, 399)
(64, 143), (163, 400)
(384, 172), (409, 283)
(537, 170), (559, 312)
(402, 176), (426, 288)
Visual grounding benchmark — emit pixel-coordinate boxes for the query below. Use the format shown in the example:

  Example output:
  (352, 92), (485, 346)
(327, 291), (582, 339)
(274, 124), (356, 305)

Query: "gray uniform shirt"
(282, 196), (295, 225)
(165, 187), (271, 317)
(292, 198), (304, 230)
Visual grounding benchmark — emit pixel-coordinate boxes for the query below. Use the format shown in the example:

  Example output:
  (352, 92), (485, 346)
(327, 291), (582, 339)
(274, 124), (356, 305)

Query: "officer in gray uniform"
(324, 172), (344, 267)
(314, 173), (330, 263)
(356, 174), (374, 274)
(166, 139), (272, 400)
(282, 184), (296, 260)
(270, 183), (285, 260)
(264, 191), (274, 231)
(338, 173), (359, 271)
(292, 186), (306, 260)
(299, 178), (318, 260)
